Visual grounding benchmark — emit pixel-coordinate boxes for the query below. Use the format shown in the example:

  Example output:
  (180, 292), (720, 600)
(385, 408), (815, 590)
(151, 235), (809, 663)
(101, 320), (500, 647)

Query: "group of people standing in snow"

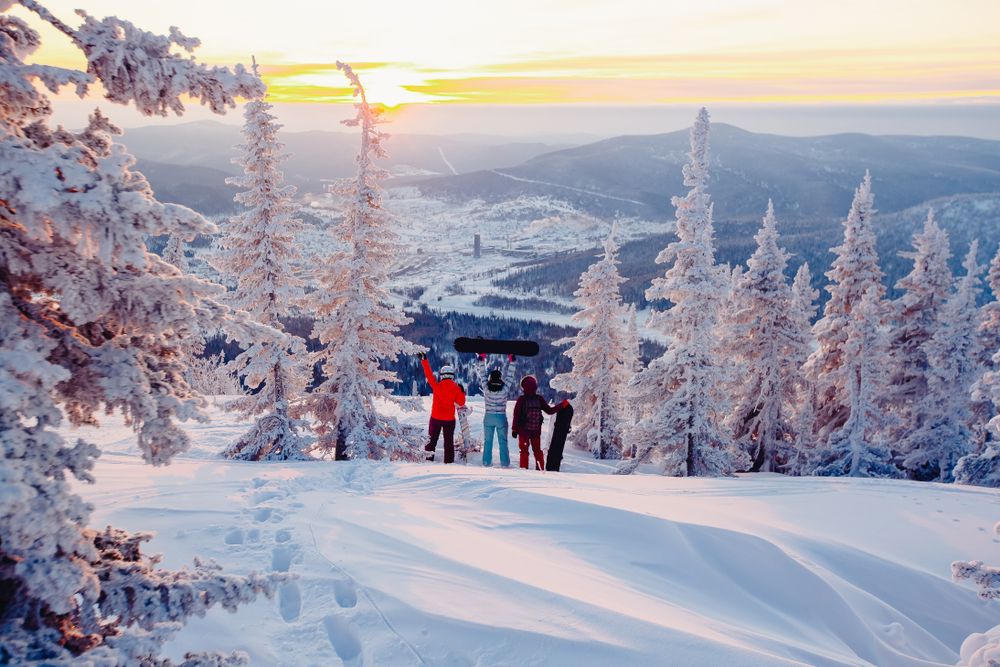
(418, 353), (570, 469)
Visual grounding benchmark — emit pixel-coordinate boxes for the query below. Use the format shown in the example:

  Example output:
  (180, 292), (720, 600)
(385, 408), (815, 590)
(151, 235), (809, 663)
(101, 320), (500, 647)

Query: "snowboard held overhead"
(454, 337), (540, 357)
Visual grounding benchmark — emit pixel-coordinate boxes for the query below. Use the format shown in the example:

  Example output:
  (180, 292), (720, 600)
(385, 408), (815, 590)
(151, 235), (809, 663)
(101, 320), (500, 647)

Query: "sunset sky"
(8, 0), (999, 134)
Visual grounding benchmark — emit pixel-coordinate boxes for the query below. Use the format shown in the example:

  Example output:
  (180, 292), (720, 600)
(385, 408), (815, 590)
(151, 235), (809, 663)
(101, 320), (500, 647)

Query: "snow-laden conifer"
(0, 4), (288, 664)
(971, 243), (1000, 448)
(723, 202), (808, 472)
(883, 209), (952, 443)
(209, 58), (312, 461)
(625, 303), (642, 376)
(812, 287), (899, 478)
(782, 263), (820, 473)
(293, 62), (425, 461)
(551, 222), (630, 459)
(161, 232), (188, 271)
(900, 242), (983, 481)
(615, 109), (743, 476)
(805, 171), (885, 441)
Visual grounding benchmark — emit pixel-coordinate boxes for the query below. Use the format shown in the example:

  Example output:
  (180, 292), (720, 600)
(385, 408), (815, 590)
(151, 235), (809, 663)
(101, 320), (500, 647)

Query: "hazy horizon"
(49, 99), (1000, 142)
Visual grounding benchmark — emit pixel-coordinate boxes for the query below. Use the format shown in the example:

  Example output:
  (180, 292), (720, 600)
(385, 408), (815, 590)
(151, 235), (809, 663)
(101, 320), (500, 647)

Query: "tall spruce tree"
(552, 222), (631, 459)
(783, 263), (820, 473)
(901, 242), (984, 481)
(209, 58), (312, 461)
(615, 109), (744, 476)
(805, 171), (885, 441)
(971, 243), (1000, 448)
(294, 62), (425, 461)
(0, 3), (288, 663)
(812, 288), (898, 478)
(724, 201), (807, 472)
(883, 209), (953, 442)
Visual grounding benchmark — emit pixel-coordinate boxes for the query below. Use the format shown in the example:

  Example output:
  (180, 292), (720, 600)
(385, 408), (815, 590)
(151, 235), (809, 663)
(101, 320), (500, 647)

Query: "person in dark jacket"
(511, 375), (568, 470)
(420, 353), (466, 463)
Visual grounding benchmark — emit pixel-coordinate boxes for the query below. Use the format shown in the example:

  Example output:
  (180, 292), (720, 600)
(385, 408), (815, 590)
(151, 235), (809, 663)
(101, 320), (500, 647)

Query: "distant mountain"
(415, 124), (1000, 222)
(119, 121), (579, 197)
(133, 158), (239, 216)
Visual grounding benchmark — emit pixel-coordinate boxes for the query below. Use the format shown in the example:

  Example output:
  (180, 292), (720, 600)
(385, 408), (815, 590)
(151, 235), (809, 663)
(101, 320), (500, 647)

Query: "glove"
(478, 353), (487, 360)
(508, 354), (516, 362)
(561, 399), (570, 408)
(417, 351), (427, 360)
(511, 430), (518, 439)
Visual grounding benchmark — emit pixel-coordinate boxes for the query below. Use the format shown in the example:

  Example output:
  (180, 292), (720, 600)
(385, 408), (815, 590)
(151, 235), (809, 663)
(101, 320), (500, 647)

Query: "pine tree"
(805, 171), (885, 441)
(209, 58), (312, 461)
(293, 62), (425, 461)
(723, 201), (808, 472)
(0, 3), (287, 664)
(782, 263), (820, 473)
(625, 303), (643, 376)
(615, 109), (743, 477)
(813, 288), (899, 478)
(161, 233), (188, 271)
(883, 209), (952, 442)
(971, 242), (1000, 449)
(551, 222), (631, 459)
(901, 242), (983, 481)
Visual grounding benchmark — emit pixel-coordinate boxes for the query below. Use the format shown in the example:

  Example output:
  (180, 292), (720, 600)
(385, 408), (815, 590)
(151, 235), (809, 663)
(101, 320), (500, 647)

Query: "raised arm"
(421, 358), (438, 390)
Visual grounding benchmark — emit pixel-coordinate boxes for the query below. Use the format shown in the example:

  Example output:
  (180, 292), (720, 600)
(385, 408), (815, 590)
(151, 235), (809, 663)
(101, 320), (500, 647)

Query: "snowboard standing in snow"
(546, 404), (574, 472)
(456, 404), (477, 463)
(454, 337), (540, 357)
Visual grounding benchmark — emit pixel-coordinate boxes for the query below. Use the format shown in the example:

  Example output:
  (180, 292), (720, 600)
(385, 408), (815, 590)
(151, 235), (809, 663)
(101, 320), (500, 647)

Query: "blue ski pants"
(482, 413), (510, 467)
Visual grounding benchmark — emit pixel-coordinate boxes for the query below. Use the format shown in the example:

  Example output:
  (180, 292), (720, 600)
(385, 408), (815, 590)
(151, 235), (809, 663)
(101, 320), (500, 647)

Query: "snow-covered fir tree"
(625, 303), (643, 376)
(782, 263), (820, 474)
(805, 171), (885, 441)
(615, 109), (744, 477)
(901, 242), (984, 481)
(209, 58), (312, 462)
(161, 233), (188, 271)
(883, 209), (953, 446)
(0, 3), (289, 664)
(551, 222), (631, 459)
(812, 288), (899, 478)
(293, 62), (425, 461)
(723, 201), (809, 472)
(971, 242), (1000, 448)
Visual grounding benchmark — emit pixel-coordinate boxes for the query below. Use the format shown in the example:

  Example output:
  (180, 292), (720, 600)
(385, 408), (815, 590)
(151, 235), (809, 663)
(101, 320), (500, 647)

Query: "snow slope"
(62, 398), (1000, 667)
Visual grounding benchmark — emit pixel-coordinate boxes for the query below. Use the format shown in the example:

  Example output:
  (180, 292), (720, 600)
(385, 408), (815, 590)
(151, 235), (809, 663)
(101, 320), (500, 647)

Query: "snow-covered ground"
(62, 398), (1000, 667)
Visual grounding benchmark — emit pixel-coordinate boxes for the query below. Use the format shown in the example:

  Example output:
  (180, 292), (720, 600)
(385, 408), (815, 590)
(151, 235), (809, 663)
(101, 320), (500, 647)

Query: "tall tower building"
(474, 232), (481, 259)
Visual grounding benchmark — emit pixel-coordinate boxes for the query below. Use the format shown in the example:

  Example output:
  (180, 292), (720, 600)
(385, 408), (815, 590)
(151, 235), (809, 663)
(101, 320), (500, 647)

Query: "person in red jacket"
(511, 375), (568, 470)
(420, 353), (466, 464)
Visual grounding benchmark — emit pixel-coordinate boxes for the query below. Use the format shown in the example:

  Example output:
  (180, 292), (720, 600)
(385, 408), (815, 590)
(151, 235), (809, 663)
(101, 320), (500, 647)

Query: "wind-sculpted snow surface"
(62, 399), (1000, 667)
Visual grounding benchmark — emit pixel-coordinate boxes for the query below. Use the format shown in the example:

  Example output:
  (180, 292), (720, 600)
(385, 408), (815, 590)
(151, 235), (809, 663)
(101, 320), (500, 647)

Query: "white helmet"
(439, 365), (454, 379)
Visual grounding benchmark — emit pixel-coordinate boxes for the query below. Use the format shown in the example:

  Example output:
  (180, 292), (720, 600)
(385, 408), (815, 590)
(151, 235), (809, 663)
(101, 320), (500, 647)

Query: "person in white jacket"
(475, 354), (517, 467)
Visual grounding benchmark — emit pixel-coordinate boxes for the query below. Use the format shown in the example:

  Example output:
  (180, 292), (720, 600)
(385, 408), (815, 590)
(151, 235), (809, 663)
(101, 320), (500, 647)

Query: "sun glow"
(6, 0), (999, 109)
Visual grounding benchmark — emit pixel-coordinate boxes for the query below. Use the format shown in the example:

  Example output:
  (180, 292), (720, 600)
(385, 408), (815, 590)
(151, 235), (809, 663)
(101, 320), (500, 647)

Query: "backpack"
(518, 395), (544, 433)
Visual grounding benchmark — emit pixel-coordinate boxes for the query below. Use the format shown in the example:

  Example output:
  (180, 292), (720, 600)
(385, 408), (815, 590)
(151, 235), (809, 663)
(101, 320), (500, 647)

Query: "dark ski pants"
(518, 435), (544, 470)
(427, 417), (456, 464)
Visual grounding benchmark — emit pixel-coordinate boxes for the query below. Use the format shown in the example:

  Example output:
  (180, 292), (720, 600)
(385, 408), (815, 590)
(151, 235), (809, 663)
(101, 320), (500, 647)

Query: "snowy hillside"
(64, 399), (1000, 667)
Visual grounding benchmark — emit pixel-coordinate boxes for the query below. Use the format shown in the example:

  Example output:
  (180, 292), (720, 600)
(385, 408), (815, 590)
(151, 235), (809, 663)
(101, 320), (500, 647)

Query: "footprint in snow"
(322, 614), (363, 665)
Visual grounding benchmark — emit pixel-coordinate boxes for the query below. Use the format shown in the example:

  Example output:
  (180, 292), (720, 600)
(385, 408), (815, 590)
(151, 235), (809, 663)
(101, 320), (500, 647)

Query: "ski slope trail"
(490, 169), (648, 206)
(69, 403), (1000, 667)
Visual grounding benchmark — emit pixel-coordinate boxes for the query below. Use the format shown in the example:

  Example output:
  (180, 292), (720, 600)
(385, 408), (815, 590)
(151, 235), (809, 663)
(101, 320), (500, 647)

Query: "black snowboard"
(453, 337), (539, 357)
(545, 404), (573, 472)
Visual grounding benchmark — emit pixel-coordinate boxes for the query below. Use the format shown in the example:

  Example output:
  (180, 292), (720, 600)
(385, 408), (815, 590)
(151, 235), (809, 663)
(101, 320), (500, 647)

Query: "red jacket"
(423, 359), (466, 421)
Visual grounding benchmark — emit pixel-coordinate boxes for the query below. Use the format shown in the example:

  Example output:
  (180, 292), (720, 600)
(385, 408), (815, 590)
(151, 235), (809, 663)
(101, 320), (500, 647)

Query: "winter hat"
(520, 375), (538, 394)
(439, 365), (455, 379)
(487, 370), (504, 391)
